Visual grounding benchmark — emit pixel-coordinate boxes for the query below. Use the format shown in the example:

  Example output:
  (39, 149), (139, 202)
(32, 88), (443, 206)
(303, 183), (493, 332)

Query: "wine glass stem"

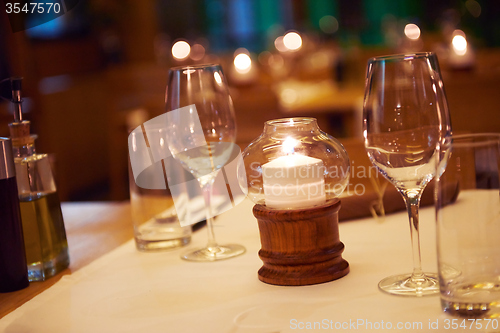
(201, 179), (218, 251)
(402, 190), (425, 283)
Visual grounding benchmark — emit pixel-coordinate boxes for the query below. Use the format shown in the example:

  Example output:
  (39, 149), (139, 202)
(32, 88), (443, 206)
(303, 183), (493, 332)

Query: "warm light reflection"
(453, 29), (466, 38)
(274, 36), (287, 53)
(280, 89), (298, 105)
(190, 44), (205, 61)
(214, 72), (222, 85)
(268, 54), (284, 68)
(132, 135), (137, 151)
(283, 31), (302, 51)
(258, 51), (271, 65)
(172, 41), (190, 60)
(404, 23), (421, 40)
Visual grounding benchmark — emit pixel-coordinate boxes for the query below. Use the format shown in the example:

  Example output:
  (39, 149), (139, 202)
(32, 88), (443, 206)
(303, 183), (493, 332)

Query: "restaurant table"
(0, 199), (495, 332)
(0, 202), (134, 319)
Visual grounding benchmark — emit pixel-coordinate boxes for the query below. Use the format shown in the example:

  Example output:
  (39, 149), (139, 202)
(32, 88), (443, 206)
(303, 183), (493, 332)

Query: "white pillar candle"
(262, 154), (326, 209)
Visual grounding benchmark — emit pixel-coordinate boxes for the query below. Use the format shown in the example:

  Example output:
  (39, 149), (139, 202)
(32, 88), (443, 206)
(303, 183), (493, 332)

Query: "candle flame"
(282, 136), (299, 155)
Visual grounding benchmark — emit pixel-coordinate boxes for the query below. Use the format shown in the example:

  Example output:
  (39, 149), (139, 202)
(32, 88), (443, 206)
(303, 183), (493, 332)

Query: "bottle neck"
(9, 121), (37, 158)
(12, 140), (36, 158)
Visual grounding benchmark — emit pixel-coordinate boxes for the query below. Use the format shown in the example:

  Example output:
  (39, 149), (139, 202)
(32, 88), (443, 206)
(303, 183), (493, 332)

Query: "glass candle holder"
(240, 117), (350, 209)
(239, 117), (350, 285)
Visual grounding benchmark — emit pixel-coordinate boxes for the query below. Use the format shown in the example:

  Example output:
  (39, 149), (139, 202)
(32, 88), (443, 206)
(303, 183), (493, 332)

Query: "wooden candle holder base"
(253, 199), (349, 286)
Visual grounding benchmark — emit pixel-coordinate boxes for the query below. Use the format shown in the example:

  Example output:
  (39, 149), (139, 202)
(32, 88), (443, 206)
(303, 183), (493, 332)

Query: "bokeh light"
(465, 0), (481, 18)
(234, 50), (252, 74)
(452, 31), (468, 56)
(283, 31), (302, 51)
(258, 51), (271, 65)
(274, 36), (287, 53)
(189, 43), (205, 61)
(280, 89), (298, 105)
(319, 15), (339, 34)
(172, 41), (190, 60)
(404, 23), (421, 40)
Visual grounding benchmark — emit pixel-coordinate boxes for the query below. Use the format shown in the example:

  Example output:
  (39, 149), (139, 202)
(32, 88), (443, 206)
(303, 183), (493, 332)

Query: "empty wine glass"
(363, 52), (452, 296)
(165, 64), (246, 261)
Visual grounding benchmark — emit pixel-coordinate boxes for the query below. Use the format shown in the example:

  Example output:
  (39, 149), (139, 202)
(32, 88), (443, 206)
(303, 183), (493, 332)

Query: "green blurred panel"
(401, 0), (421, 18)
(362, 0), (389, 45)
(363, 0), (391, 23)
(364, 0), (420, 20)
(306, 0), (338, 30)
(255, 0), (282, 32)
(361, 0), (422, 45)
(204, 0), (227, 50)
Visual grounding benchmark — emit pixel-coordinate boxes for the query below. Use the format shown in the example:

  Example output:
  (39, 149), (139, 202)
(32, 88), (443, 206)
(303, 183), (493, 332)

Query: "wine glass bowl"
(363, 52), (451, 296)
(165, 64), (245, 261)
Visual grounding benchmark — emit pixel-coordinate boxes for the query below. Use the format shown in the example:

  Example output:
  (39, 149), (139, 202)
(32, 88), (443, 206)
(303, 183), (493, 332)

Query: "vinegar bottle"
(8, 77), (69, 281)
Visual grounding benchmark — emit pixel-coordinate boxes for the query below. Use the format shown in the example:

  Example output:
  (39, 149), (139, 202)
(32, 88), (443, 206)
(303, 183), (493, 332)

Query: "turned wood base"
(253, 199), (349, 286)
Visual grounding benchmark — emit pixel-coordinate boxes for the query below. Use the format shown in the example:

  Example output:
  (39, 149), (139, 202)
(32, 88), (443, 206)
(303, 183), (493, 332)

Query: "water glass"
(436, 133), (500, 317)
(128, 129), (192, 251)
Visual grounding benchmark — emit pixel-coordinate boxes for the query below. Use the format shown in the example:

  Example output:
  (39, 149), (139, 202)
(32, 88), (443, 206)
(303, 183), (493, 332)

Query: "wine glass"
(164, 64), (246, 261)
(363, 52), (452, 296)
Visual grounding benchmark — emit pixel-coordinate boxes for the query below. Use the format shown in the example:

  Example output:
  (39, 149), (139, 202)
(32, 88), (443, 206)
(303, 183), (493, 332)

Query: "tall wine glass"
(363, 53), (452, 296)
(165, 64), (246, 261)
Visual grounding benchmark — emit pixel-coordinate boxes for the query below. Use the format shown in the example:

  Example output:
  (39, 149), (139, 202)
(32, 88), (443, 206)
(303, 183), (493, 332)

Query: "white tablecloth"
(0, 199), (492, 333)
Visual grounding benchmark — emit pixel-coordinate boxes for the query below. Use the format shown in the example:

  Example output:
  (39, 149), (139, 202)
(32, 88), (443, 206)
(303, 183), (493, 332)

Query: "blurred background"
(1, 0), (499, 202)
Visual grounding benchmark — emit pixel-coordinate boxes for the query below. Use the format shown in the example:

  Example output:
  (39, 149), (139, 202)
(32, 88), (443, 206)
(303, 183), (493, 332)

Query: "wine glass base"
(378, 272), (439, 297)
(181, 244), (246, 262)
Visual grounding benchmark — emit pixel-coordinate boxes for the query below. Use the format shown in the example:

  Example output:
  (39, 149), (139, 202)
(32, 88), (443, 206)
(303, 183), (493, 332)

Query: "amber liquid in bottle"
(19, 191), (69, 281)
(7, 78), (69, 282)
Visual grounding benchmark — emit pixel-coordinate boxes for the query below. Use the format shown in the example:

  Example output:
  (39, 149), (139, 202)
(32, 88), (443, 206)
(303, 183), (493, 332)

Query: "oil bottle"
(7, 77), (69, 281)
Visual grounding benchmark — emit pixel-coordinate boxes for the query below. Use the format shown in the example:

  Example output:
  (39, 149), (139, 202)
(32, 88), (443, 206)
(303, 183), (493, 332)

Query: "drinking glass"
(363, 52), (452, 296)
(164, 64), (246, 261)
(436, 134), (500, 317)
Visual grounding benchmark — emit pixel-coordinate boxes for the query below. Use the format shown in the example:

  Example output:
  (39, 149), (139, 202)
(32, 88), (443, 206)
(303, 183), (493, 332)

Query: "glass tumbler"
(436, 133), (500, 317)
(128, 129), (192, 251)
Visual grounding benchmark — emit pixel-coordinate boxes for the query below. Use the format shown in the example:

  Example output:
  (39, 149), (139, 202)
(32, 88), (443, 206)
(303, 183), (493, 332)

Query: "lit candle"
(262, 154), (326, 209)
(230, 49), (257, 85)
(448, 30), (475, 69)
